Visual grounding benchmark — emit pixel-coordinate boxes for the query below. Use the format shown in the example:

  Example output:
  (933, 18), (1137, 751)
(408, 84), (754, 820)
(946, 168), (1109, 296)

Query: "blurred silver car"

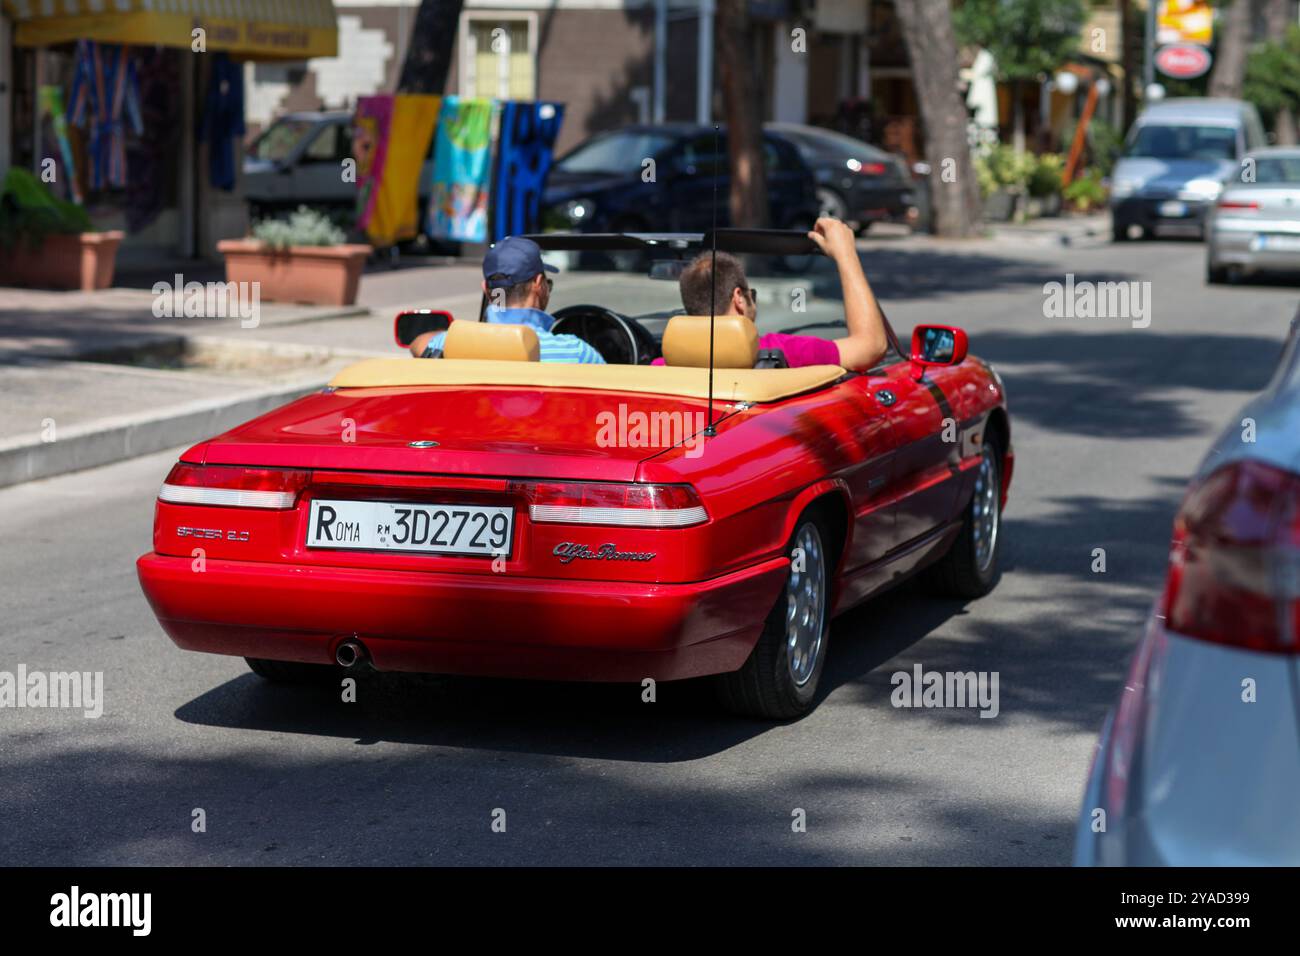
(1074, 315), (1300, 866)
(1207, 148), (1300, 282)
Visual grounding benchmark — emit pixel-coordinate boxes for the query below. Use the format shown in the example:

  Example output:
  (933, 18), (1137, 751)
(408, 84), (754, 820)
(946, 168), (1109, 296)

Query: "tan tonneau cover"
(328, 358), (846, 403)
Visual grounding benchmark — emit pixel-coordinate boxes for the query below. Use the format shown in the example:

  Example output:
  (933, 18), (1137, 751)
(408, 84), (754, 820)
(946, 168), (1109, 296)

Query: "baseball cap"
(483, 236), (558, 289)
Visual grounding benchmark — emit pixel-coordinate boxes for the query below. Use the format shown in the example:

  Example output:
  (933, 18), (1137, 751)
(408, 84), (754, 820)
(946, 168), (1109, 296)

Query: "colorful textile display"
(428, 97), (494, 243)
(66, 40), (142, 191)
(126, 48), (182, 234)
(353, 95), (393, 234)
(39, 86), (81, 204)
(354, 94), (442, 247)
(490, 101), (565, 242)
(198, 53), (246, 192)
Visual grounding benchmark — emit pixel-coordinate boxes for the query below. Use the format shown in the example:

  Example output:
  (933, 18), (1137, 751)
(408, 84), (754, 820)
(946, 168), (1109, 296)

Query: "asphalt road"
(2, 233), (1295, 866)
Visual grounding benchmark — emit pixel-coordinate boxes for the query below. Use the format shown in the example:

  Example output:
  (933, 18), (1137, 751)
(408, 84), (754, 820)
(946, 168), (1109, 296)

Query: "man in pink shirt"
(666, 216), (889, 370)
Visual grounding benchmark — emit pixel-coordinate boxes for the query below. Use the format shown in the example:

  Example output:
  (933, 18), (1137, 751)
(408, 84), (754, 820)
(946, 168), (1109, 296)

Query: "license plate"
(1254, 234), (1300, 251)
(1159, 200), (1188, 218)
(306, 500), (513, 557)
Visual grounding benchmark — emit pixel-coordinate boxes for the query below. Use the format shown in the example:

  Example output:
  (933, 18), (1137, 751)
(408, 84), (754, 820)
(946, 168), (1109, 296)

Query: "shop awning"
(4, 0), (338, 60)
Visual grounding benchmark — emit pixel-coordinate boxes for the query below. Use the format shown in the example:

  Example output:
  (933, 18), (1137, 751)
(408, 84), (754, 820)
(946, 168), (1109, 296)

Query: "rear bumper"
(1208, 222), (1300, 272)
(137, 552), (787, 682)
(1112, 197), (1210, 237)
(849, 183), (913, 221)
(1074, 615), (1300, 866)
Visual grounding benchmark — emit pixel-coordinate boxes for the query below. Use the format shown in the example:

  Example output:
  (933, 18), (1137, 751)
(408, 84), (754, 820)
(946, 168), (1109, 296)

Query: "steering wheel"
(551, 305), (660, 365)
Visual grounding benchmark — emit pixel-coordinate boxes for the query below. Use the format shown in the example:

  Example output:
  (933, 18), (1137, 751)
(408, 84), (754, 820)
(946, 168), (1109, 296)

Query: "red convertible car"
(137, 231), (1013, 718)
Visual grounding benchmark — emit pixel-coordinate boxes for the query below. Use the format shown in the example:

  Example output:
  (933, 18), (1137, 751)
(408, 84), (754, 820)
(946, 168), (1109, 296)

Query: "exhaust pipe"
(335, 640), (366, 668)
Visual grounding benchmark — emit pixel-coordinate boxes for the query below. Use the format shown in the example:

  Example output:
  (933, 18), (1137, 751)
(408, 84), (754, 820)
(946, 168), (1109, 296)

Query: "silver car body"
(1208, 147), (1300, 278)
(1074, 317), (1300, 865)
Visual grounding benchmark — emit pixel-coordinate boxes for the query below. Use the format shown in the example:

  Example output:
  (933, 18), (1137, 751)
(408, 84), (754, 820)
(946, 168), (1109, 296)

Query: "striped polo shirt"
(423, 307), (605, 364)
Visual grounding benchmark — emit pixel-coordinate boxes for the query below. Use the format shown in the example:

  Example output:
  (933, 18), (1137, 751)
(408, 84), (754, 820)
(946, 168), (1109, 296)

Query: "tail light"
(1160, 459), (1300, 653)
(159, 463), (310, 509)
(1216, 199), (1258, 212)
(509, 480), (707, 527)
(848, 159), (888, 176)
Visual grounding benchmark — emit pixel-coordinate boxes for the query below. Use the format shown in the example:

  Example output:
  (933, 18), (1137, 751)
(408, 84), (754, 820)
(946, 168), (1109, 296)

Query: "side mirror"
(394, 309), (454, 348)
(910, 324), (968, 380)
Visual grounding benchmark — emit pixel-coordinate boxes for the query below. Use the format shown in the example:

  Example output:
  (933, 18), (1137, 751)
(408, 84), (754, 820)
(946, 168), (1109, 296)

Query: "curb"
(0, 377), (329, 490)
(988, 216), (1110, 248)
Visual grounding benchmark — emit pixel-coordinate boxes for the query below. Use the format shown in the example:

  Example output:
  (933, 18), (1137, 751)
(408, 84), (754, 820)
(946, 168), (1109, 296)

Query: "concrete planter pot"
(218, 239), (371, 306)
(982, 190), (1016, 222)
(0, 230), (124, 290)
(1025, 194), (1063, 219)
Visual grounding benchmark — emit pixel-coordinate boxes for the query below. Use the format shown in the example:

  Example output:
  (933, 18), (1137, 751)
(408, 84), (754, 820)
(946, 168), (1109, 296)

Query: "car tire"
(923, 439), (1003, 599)
(1206, 260), (1228, 284)
(718, 515), (832, 720)
(816, 186), (849, 221)
(1111, 220), (1129, 242)
(245, 657), (341, 684)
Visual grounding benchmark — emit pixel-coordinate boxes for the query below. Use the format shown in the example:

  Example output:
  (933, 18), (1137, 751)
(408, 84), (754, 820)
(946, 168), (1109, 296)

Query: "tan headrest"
(443, 321), (540, 362)
(662, 314), (759, 368)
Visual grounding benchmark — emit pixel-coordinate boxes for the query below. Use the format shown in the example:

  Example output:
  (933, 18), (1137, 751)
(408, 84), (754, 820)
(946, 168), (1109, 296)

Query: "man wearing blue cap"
(409, 236), (605, 364)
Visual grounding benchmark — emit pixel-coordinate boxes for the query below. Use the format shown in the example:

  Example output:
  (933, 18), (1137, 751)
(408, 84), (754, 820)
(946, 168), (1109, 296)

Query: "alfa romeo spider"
(136, 230), (1013, 718)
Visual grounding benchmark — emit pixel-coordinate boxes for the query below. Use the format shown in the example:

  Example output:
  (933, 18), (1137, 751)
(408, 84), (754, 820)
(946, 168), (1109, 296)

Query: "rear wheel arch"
(782, 481), (851, 576)
(984, 408), (1009, 459)
(981, 407), (1010, 506)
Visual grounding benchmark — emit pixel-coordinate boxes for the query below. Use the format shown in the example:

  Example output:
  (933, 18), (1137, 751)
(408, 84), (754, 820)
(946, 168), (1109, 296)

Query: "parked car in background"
(542, 124), (821, 234)
(1207, 148), (1300, 283)
(244, 111), (435, 231)
(1074, 311), (1300, 865)
(767, 122), (918, 232)
(1110, 98), (1266, 242)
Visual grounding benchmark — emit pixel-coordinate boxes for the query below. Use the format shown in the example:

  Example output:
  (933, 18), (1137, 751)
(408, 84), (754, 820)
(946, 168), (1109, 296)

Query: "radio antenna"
(704, 122), (719, 437)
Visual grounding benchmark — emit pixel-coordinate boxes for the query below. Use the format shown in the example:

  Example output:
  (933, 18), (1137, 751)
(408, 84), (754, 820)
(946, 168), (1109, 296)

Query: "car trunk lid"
(199, 384), (719, 481)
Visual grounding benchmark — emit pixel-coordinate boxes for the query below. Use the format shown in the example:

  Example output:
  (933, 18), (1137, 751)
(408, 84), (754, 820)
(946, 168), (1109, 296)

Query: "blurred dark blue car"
(768, 123), (920, 233)
(542, 123), (821, 233)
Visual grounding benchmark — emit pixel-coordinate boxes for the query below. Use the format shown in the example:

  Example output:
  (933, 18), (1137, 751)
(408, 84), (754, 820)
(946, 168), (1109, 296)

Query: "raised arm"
(807, 217), (889, 371)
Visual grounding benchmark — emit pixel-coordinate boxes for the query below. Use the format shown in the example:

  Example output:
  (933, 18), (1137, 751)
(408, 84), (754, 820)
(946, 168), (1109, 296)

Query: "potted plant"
(1026, 153), (1064, 219)
(0, 168), (124, 290)
(1063, 169), (1107, 214)
(218, 206), (371, 306)
(975, 145), (1034, 222)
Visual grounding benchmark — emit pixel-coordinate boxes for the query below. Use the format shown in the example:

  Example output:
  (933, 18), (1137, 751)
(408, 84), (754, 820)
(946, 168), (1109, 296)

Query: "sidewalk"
(0, 257), (483, 487)
(986, 212), (1109, 248)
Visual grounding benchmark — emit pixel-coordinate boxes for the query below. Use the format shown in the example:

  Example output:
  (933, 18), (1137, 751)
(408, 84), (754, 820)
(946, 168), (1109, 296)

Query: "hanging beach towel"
(428, 97), (494, 243)
(353, 95), (394, 233)
(66, 40), (143, 191)
(490, 101), (565, 242)
(198, 53), (246, 192)
(354, 94), (441, 247)
(39, 86), (81, 204)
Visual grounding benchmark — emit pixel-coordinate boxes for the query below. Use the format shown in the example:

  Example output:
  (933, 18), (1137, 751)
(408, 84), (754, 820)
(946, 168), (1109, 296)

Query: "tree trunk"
(1208, 0), (1253, 99)
(893, 0), (982, 237)
(716, 0), (769, 228)
(397, 0), (464, 94)
(1012, 80), (1026, 153)
(1264, 0), (1288, 37)
(1264, 0), (1296, 144)
(1118, 0), (1138, 130)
